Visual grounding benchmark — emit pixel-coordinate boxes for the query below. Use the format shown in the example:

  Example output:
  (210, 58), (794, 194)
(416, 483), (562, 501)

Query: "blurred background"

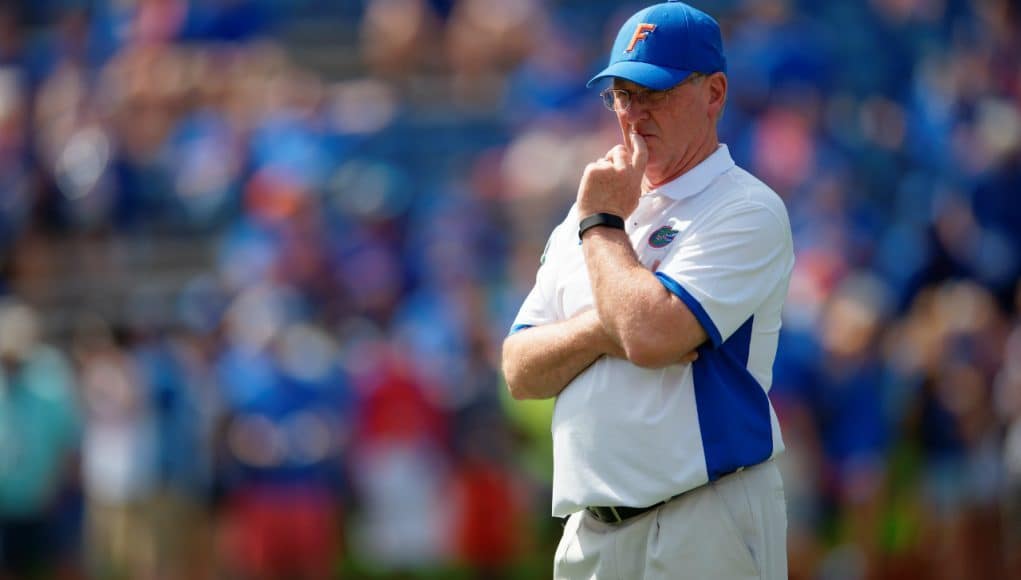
(0, 0), (1019, 579)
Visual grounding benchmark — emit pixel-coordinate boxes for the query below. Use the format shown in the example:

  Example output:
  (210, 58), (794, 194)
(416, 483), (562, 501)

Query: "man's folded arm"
(501, 309), (624, 400)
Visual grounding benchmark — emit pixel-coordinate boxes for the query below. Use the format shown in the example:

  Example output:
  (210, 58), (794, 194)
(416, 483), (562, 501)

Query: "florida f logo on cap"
(626, 23), (657, 52)
(588, 0), (726, 91)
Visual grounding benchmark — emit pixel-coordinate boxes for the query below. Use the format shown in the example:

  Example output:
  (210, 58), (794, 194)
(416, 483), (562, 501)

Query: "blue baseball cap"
(587, 0), (727, 91)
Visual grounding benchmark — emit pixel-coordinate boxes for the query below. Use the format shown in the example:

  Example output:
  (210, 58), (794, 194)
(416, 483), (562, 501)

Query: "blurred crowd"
(0, 0), (1019, 579)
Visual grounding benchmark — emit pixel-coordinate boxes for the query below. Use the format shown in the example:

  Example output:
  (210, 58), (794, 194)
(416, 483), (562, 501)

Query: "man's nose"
(621, 100), (650, 124)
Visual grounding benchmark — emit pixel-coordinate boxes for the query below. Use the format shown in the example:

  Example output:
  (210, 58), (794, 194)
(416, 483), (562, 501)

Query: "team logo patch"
(648, 225), (679, 248)
(626, 23), (656, 52)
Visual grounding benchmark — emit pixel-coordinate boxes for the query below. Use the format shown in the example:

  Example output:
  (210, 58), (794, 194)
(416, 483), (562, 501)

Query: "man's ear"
(706, 72), (728, 121)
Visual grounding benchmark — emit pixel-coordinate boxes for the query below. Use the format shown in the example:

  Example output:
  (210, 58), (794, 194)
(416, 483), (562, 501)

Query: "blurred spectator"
(444, 0), (546, 104)
(359, 0), (443, 80)
(348, 345), (449, 573)
(0, 300), (81, 579)
(133, 326), (218, 580)
(215, 286), (352, 579)
(74, 316), (159, 579)
(900, 281), (1009, 580)
(997, 284), (1021, 578)
(814, 274), (894, 578)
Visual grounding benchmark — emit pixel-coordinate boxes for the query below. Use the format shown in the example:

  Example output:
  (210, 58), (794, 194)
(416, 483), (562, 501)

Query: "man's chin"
(644, 162), (665, 181)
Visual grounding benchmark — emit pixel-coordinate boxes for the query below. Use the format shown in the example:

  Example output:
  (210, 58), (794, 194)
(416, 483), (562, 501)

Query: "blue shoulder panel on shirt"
(509, 324), (534, 336)
(692, 317), (774, 480)
(654, 272), (723, 347)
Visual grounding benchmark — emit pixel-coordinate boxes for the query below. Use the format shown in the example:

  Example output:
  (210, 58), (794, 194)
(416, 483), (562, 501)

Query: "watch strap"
(578, 212), (626, 240)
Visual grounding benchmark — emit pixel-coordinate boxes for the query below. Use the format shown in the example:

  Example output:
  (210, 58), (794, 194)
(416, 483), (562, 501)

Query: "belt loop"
(608, 506), (622, 523)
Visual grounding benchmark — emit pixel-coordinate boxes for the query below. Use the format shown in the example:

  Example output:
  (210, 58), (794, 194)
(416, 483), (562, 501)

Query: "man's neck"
(644, 136), (720, 190)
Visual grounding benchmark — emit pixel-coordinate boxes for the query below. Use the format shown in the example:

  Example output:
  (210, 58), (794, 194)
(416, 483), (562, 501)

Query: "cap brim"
(586, 61), (696, 91)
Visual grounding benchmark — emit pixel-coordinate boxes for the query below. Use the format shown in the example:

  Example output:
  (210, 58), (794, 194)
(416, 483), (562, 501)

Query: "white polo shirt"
(511, 145), (794, 517)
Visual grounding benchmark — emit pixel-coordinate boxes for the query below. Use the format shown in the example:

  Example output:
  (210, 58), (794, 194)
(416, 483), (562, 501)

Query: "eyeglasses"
(599, 73), (704, 113)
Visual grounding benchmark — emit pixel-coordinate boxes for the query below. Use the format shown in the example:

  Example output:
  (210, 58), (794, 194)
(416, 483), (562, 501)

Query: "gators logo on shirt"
(648, 225), (679, 248)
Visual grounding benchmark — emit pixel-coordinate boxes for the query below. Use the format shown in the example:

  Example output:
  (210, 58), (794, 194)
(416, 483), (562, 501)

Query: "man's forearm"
(502, 309), (621, 400)
(582, 227), (706, 367)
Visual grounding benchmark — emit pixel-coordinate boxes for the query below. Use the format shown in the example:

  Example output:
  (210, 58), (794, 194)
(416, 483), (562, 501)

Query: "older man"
(502, 2), (794, 578)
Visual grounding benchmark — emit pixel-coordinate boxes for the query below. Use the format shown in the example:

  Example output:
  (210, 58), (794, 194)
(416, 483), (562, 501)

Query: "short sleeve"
(655, 201), (793, 347)
(509, 222), (565, 334)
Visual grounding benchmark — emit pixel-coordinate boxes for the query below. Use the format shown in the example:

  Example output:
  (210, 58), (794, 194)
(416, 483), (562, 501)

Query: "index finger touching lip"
(629, 130), (647, 168)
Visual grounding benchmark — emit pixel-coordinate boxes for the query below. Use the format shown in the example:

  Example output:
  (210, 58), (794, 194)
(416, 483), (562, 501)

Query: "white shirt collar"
(647, 144), (735, 201)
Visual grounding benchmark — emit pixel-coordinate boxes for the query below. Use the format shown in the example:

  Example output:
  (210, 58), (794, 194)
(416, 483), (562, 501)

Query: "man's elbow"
(506, 381), (532, 401)
(501, 342), (530, 400)
(502, 355), (550, 401)
(502, 366), (527, 400)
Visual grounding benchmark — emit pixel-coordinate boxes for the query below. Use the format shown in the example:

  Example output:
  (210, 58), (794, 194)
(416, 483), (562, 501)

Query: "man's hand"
(577, 130), (648, 218)
(676, 350), (700, 365)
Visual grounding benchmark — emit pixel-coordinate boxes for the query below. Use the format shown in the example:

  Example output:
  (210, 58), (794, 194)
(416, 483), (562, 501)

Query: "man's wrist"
(578, 212), (626, 240)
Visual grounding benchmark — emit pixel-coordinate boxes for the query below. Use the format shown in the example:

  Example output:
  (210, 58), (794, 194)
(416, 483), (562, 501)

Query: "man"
(502, 1), (794, 578)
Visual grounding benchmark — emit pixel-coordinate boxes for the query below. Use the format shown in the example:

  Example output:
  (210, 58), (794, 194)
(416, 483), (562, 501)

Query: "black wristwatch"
(578, 212), (626, 240)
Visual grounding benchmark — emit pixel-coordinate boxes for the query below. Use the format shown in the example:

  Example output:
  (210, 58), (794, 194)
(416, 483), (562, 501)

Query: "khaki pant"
(554, 460), (788, 580)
